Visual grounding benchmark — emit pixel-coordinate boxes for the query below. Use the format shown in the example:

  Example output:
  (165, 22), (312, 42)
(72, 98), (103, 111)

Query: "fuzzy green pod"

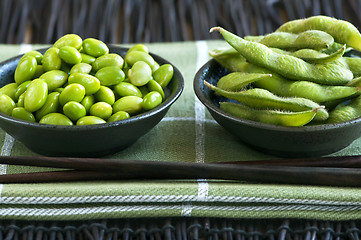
(205, 81), (329, 121)
(210, 27), (353, 85)
(276, 15), (361, 51)
(220, 102), (319, 126)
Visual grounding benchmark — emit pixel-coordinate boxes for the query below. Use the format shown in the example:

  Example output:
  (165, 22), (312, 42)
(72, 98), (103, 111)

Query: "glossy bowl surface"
(0, 46), (184, 157)
(194, 58), (361, 157)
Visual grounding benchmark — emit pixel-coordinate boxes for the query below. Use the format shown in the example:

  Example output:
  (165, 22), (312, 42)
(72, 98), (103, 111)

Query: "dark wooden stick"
(1, 155), (361, 171)
(1, 161), (361, 187)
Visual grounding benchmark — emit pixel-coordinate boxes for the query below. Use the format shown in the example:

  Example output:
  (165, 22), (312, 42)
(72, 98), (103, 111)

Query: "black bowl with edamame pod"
(0, 46), (184, 157)
(194, 58), (361, 157)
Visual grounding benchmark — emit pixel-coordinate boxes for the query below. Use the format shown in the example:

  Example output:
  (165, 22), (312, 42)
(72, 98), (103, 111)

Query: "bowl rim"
(0, 45), (184, 131)
(194, 58), (361, 133)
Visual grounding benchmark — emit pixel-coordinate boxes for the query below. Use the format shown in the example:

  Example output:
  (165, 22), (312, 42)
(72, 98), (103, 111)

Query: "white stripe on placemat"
(0, 44), (32, 197)
(181, 41), (210, 217)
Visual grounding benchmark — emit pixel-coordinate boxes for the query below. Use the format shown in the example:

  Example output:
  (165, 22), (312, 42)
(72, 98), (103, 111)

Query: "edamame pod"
(290, 45), (346, 64)
(327, 95), (361, 123)
(254, 30), (334, 50)
(209, 47), (247, 72)
(205, 81), (328, 121)
(210, 27), (353, 85)
(276, 15), (361, 51)
(235, 62), (359, 103)
(216, 72), (271, 91)
(220, 102), (319, 126)
(24, 79), (48, 112)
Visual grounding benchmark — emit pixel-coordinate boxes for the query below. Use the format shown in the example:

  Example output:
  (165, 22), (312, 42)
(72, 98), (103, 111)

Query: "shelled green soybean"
(207, 15), (361, 126)
(0, 35), (174, 125)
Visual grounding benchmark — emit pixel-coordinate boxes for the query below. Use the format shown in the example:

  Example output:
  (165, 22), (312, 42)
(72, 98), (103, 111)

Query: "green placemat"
(1, 41), (361, 221)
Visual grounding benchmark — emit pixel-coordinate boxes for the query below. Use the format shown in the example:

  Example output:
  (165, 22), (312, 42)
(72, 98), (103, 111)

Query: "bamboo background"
(1, 0), (361, 44)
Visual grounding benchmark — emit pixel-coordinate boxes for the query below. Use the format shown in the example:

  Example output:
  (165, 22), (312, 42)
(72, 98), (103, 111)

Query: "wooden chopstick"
(0, 154), (361, 170)
(0, 156), (361, 186)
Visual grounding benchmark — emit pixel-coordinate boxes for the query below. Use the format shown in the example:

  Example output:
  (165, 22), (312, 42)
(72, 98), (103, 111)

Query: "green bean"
(76, 116), (106, 125)
(42, 47), (62, 72)
(39, 113), (73, 126)
(216, 72), (271, 91)
(63, 101), (87, 121)
(14, 56), (37, 84)
(89, 102), (112, 120)
(0, 94), (16, 116)
(210, 27), (353, 85)
(24, 79), (48, 112)
(53, 34), (82, 50)
(12, 107), (35, 122)
(276, 15), (361, 51)
(35, 92), (60, 121)
(220, 102), (319, 127)
(251, 30), (334, 50)
(205, 81), (328, 121)
(82, 38), (109, 58)
(107, 111), (130, 122)
(0, 82), (18, 101)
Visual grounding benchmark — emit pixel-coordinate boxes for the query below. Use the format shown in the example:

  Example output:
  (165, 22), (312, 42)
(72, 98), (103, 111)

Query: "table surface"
(1, 41), (361, 221)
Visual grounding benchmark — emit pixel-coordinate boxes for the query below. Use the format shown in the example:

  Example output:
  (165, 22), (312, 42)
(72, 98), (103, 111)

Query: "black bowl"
(0, 46), (184, 157)
(194, 59), (361, 157)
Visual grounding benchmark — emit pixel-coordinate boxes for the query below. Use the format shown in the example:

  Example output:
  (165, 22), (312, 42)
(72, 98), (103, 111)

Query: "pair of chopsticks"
(1, 155), (361, 186)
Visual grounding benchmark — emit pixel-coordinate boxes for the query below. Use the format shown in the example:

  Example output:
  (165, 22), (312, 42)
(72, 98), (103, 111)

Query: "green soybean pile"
(0, 35), (174, 126)
(208, 15), (361, 126)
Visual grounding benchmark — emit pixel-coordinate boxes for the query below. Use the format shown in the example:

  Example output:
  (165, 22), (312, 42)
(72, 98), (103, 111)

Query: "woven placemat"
(0, 218), (360, 240)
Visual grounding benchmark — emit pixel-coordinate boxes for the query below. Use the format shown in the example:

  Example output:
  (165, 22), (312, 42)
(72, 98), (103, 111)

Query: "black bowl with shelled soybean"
(0, 41), (184, 157)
